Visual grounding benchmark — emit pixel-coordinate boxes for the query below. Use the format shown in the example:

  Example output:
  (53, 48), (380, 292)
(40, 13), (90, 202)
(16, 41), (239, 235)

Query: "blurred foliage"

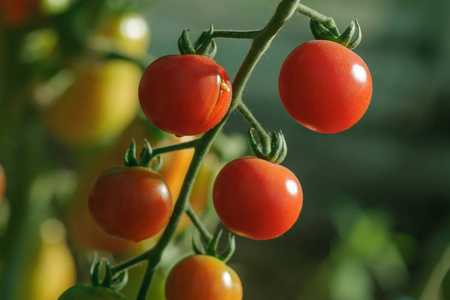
(0, 0), (449, 300)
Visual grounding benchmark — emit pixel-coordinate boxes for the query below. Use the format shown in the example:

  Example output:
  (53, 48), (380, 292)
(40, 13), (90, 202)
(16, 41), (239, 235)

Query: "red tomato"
(0, 0), (38, 27)
(165, 255), (242, 300)
(138, 55), (232, 136)
(213, 157), (303, 240)
(88, 167), (172, 242)
(278, 40), (372, 134)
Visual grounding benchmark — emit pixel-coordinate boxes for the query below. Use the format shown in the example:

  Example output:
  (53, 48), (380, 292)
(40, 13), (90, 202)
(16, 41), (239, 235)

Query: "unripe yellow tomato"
(42, 59), (141, 147)
(95, 12), (150, 58)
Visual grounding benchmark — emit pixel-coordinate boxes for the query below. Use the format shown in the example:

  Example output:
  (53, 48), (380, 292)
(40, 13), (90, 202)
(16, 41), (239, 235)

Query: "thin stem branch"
(237, 102), (271, 152)
(186, 205), (213, 243)
(296, 3), (332, 23)
(152, 139), (199, 156)
(212, 30), (260, 40)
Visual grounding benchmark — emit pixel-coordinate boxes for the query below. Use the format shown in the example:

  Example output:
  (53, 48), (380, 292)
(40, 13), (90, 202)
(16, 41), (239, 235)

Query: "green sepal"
(178, 29), (196, 55)
(205, 229), (223, 256)
(216, 233), (236, 263)
(110, 270), (128, 291)
(90, 256), (113, 288)
(248, 129), (288, 164)
(138, 139), (153, 168)
(309, 18), (362, 50)
(124, 140), (139, 167)
(191, 229), (236, 262)
(192, 231), (206, 255)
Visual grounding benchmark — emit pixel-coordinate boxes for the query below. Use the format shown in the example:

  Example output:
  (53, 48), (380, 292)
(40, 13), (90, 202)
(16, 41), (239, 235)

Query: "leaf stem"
(186, 205), (213, 243)
(212, 30), (260, 40)
(152, 139), (199, 156)
(297, 3), (335, 25)
(237, 102), (271, 153)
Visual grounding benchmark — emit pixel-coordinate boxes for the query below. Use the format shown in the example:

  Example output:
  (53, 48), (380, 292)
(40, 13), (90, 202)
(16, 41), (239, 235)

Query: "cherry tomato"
(213, 156), (303, 240)
(88, 167), (172, 242)
(0, 164), (5, 201)
(58, 285), (126, 300)
(95, 12), (150, 57)
(165, 255), (242, 300)
(0, 0), (38, 27)
(43, 59), (141, 146)
(139, 55), (232, 136)
(278, 40), (372, 134)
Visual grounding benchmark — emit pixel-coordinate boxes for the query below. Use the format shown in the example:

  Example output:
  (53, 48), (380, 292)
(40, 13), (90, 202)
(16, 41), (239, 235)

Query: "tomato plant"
(213, 156), (303, 240)
(138, 54), (232, 136)
(88, 166), (172, 242)
(58, 285), (127, 300)
(278, 40), (372, 134)
(165, 255), (242, 300)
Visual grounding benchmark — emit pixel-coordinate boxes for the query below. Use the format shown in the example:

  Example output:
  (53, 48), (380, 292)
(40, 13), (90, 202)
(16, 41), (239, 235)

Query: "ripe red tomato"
(88, 167), (172, 242)
(138, 55), (232, 136)
(165, 255), (242, 300)
(213, 157), (303, 240)
(58, 285), (126, 300)
(278, 40), (372, 134)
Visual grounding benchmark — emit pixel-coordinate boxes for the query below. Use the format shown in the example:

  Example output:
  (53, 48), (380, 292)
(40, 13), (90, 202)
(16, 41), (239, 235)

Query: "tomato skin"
(88, 167), (172, 242)
(138, 55), (232, 136)
(58, 285), (127, 300)
(165, 255), (242, 300)
(213, 157), (303, 240)
(278, 40), (372, 134)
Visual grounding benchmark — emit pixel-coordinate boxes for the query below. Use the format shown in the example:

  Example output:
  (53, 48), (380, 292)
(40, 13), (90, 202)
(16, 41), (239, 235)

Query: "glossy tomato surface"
(165, 255), (242, 300)
(58, 285), (127, 300)
(213, 157), (303, 240)
(278, 40), (372, 134)
(88, 167), (172, 242)
(139, 55), (232, 136)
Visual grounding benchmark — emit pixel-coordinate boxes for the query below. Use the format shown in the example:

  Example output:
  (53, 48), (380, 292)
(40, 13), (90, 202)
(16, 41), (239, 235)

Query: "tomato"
(0, 0), (38, 27)
(0, 164), (5, 201)
(42, 59), (141, 146)
(66, 122), (193, 254)
(89, 166), (173, 242)
(278, 40), (372, 134)
(165, 255), (242, 300)
(138, 55), (232, 136)
(23, 219), (76, 300)
(213, 156), (303, 240)
(58, 285), (127, 300)
(95, 12), (150, 57)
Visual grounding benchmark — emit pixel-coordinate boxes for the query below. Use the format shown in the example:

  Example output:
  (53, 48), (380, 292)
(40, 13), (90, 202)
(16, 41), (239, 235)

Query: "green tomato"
(58, 285), (127, 300)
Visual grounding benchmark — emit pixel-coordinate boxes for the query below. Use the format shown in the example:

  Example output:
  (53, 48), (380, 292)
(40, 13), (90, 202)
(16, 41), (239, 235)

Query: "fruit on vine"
(278, 40), (372, 134)
(88, 166), (172, 242)
(213, 156), (303, 240)
(43, 59), (141, 146)
(165, 255), (242, 300)
(95, 12), (150, 57)
(139, 54), (232, 136)
(58, 285), (127, 300)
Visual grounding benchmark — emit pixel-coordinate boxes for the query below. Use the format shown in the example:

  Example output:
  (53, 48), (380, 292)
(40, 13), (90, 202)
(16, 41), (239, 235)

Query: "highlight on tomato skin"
(88, 166), (173, 242)
(165, 255), (243, 300)
(138, 54), (232, 137)
(278, 40), (373, 134)
(213, 156), (303, 240)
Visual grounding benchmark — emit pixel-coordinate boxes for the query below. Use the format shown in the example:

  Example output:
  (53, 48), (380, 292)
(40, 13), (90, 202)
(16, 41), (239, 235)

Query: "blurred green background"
(0, 0), (449, 299)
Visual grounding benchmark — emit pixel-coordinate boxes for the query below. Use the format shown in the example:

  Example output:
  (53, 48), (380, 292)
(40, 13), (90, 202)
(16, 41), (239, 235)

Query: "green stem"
(152, 139), (199, 156)
(103, 50), (152, 71)
(212, 30), (260, 40)
(186, 205), (213, 243)
(237, 102), (271, 153)
(296, 3), (333, 23)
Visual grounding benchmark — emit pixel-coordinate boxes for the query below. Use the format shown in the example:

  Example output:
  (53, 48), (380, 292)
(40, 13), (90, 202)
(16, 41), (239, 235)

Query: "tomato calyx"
(248, 129), (287, 164)
(310, 18), (362, 49)
(192, 230), (236, 263)
(124, 139), (162, 171)
(90, 254), (128, 291)
(178, 24), (217, 58)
